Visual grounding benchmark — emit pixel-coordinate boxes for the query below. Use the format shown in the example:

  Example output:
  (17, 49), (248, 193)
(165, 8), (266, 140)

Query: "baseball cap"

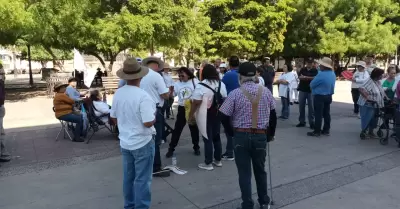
(238, 62), (257, 77)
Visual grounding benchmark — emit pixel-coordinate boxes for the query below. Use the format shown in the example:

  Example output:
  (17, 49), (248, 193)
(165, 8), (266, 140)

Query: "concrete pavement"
(1, 81), (400, 209)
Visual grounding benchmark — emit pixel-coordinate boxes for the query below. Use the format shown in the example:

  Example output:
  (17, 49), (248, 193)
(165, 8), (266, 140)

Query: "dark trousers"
(313, 94), (332, 133)
(221, 114), (234, 156)
(203, 113), (222, 164)
(164, 98), (174, 118)
(169, 106), (200, 152)
(153, 107), (164, 171)
(298, 91), (314, 125)
(59, 113), (83, 140)
(234, 131), (270, 209)
(351, 88), (360, 114)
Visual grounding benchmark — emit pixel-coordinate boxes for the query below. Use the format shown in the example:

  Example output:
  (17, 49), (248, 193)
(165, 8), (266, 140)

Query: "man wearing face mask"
(141, 56), (171, 177)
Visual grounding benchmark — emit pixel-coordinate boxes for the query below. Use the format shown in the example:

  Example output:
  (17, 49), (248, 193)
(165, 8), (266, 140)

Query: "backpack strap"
(240, 86), (263, 129)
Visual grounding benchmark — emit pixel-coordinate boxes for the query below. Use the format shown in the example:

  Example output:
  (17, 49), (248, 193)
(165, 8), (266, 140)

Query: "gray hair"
(239, 75), (257, 85)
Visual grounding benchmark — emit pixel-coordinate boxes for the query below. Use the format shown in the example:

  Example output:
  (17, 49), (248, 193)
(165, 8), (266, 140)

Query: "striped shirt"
(357, 79), (385, 108)
(219, 82), (276, 129)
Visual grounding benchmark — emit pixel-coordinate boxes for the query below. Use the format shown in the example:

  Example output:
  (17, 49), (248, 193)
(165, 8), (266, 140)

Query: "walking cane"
(267, 141), (274, 205)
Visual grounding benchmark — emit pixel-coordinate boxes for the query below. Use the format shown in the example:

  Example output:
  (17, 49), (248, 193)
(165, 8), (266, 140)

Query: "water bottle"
(172, 155), (177, 166)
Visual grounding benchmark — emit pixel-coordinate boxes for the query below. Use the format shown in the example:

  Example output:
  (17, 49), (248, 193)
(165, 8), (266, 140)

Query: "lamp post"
(28, 44), (33, 86)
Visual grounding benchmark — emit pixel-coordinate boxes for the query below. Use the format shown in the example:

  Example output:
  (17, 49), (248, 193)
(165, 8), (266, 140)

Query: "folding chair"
(83, 100), (118, 144)
(53, 107), (73, 141)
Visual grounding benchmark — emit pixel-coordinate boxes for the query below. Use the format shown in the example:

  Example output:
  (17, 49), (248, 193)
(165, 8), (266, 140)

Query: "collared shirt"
(310, 70), (336, 95)
(222, 69), (240, 94)
(219, 82), (276, 129)
(140, 69), (169, 107)
(65, 86), (82, 101)
(358, 79), (385, 108)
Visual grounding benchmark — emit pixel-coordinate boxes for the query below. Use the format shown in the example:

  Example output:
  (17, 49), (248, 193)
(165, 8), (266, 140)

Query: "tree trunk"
(344, 56), (351, 68)
(86, 51), (106, 70)
(44, 46), (64, 71)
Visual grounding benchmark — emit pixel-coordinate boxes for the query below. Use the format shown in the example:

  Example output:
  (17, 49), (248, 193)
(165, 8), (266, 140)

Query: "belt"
(235, 128), (266, 134)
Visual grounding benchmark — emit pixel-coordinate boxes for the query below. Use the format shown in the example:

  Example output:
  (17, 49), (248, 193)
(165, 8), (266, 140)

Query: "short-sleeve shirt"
(163, 73), (174, 88)
(110, 85), (156, 150)
(192, 79), (227, 108)
(297, 67), (318, 92)
(219, 82), (276, 129)
(173, 79), (199, 106)
(222, 69), (240, 94)
(140, 69), (169, 107)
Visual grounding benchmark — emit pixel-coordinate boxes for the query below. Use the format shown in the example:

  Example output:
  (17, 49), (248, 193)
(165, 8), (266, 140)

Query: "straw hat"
(356, 61), (367, 68)
(317, 57), (333, 69)
(142, 56), (164, 70)
(54, 82), (68, 91)
(163, 63), (171, 69)
(116, 58), (149, 80)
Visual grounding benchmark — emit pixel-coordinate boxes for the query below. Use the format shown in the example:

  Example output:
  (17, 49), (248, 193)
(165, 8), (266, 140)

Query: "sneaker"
(165, 150), (174, 158)
(260, 204), (271, 209)
(212, 160), (222, 167)
(198, 163), (214, 171)
(221, 153), (235, 161)
(307, 131), (320, 137)
(73, 137), (85, 142)
(360, 131), (367, 140)
(153, 169), (171, 177)
(368, 132), (377, 139)
(296, 123), (306, 127)
(321, 131), (330, 136)
(194, 149), (201, 156)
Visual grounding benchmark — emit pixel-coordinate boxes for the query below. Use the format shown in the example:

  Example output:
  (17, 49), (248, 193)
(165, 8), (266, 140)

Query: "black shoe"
(260, 204), (271, 209)
(296, 123), (306, 127)
(360, 131), (367, 140)
(221, 153), (235, 161)
(153, 169), (171, 177)
(0, 157), (11, 162)
(194, 149), (201, 156)
(289, 102), (293, 105)
(294, 101), (299, 104)
(165, 150), (174, 158)
(307, 131), (320, 137)
(73, 137), (85, 142)
(321, 131), (330, 136)
(310, 124), (315, 129)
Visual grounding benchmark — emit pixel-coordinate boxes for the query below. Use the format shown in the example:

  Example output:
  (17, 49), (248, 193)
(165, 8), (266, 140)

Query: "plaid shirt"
(219, 82), (276, 129)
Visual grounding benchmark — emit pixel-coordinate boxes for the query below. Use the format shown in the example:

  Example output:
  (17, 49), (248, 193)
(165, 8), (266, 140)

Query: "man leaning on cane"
(219, 62), (277, 209)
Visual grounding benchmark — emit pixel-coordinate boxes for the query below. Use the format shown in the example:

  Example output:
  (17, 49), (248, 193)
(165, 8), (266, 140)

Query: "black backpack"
(198, 81), (223, 114)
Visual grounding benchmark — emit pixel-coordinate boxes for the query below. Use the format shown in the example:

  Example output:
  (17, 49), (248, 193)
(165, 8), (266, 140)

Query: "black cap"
(238, 62), (257, 77)
(306, 58), (314, 63)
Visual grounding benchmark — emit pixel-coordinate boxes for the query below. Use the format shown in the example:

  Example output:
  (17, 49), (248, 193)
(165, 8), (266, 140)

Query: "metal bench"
(102, 77), (119, 94)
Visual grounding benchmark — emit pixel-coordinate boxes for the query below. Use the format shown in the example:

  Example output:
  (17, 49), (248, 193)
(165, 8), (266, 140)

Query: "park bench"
(102, 77), (119, 94)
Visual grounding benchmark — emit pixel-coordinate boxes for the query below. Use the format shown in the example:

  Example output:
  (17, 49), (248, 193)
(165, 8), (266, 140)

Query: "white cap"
(356, 61), (366, 68)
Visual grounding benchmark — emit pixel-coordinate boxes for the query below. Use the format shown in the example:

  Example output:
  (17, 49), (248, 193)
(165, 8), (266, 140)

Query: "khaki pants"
(0, 105), (5, 155)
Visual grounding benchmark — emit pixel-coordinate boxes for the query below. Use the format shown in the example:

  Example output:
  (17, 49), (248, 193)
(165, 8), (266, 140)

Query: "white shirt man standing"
(140, 56), (171, 177)
(110, 58), (156, 209)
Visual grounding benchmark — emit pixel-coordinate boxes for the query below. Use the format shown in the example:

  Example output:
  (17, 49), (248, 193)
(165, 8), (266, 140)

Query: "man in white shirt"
(141, 56), (171, 177)
(110, 58), (156, 209)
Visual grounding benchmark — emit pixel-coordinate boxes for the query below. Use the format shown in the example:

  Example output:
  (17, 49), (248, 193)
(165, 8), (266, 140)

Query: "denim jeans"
(121, 140), (155, 209)
(153, 107), (164, 171)
(234, 131), (270, 209)
(280, 96), (290, 119)
(298, 91), (314, 125)
(313, 95), (332, 133)
(221, 114), (234, 156)
(351, 88), (360, 114)
(203, 113), (222, 164)
(360, 104), (378, 132)
(58, 113), (83, 140)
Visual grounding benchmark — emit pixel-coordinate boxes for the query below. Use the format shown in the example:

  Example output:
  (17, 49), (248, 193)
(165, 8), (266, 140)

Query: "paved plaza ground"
(1, 81), (400, 209)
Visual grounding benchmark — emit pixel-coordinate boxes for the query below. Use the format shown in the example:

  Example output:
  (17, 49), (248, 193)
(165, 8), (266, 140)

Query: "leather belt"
(235, 128), (266, 134)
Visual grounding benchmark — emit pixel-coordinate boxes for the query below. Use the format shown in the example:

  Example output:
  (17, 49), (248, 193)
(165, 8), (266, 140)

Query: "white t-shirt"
(163, 72), (174, 88)
(110, 85), (156, 150)
(258, 76), (265, 86)
(140, 69), (169, 107)
(173, 79), (199, 106)
(278, 72), (296, 98)
(192, 79), (227, 108)
(93, 101), (110, 123)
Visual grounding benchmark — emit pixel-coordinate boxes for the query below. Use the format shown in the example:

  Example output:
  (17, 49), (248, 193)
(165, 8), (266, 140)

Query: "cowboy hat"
(355, 61), (366, 68)
(54, 82), (68, 91)
(116, 58), (149, 80)
(317, 57), (333, 69)
(142, 56), (164, 70)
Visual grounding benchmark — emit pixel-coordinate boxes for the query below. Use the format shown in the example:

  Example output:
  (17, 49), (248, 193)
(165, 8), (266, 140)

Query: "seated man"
(53, 82), (85, 142)
(89, 89), (111, 124)
(65, 77), (88, 101)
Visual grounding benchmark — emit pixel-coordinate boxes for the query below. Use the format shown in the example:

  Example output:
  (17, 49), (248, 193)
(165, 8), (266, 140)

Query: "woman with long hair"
(166, 67), (200, 158)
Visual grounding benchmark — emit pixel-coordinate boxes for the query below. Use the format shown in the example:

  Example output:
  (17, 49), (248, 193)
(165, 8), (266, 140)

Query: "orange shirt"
(53, 93), (75, 118)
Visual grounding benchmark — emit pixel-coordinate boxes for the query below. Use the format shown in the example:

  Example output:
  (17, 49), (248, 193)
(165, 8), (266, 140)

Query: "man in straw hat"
(140, 56), (171, 177)
(110, 57), (156, 209)
(307, 57), (336, 137)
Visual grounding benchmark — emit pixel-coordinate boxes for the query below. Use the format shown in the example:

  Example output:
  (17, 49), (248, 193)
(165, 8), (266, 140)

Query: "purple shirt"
(219, 82), (276, 129)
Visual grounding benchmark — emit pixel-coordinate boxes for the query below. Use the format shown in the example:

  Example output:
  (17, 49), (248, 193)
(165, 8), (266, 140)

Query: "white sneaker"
(212, 160), (222, 167)
(198, 163), (214, 171)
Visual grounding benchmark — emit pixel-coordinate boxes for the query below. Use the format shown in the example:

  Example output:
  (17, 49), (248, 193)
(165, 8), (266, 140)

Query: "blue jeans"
(313, 95), (332, 133)
(203, 113), (222, 164)
(234, 132), (270, 209)
(153, 107), (164, 171)
(360, 104), (378, 132)
(121, 140), (155, 209)
(298, 91), (314, 125)
(58, 113), (83, 140)
(280, 96), (290, 119)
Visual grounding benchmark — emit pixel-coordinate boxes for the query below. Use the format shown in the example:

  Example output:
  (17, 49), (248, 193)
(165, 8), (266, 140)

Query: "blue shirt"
(118, 79), (127, 88)
(222, 69), (240, 94)
(310, 70), (336, 95)
(65, 86), (81, 101)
